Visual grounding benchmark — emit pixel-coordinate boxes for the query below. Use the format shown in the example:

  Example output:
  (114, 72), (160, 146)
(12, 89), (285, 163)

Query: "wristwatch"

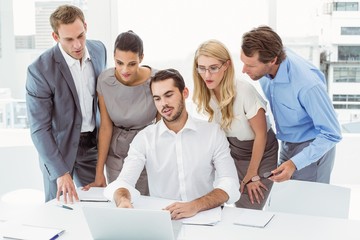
(244, 175), (260, 184)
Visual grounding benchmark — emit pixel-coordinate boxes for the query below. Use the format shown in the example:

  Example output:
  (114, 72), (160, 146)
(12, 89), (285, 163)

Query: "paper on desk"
(233, 210), (274, 228)
(133, 195), (176, 209)
(133, 196), (221, 226)
(1, 221), (64, 240)
(181, 206), (222, 226)
(77, 187), (109, 202)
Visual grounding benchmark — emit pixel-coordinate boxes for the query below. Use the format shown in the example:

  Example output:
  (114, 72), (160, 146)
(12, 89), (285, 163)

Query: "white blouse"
(210, 79), (270, 141)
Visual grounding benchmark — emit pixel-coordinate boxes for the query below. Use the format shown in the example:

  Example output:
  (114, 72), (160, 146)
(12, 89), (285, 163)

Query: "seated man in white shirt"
(104, 68), (240, 220)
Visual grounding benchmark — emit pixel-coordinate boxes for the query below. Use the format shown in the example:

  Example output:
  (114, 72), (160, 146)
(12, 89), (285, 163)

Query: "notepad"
(182, 206), (222, 226)
(233, 210), (274, 228)
(2, 221), (65, 240)
(133, 196), (222, 226)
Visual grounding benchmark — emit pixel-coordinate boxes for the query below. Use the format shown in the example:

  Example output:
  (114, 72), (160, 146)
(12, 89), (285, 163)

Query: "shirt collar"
(267, 50), (290, 83)
(58, 43), (91, 67)
(158, 114), (197, 135)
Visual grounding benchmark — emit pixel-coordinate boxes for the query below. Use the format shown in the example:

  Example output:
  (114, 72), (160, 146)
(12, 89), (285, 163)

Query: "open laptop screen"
(82, 206), (176, 240)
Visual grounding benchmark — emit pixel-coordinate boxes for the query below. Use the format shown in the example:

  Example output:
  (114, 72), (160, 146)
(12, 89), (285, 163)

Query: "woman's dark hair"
(114, 30), (143, 56)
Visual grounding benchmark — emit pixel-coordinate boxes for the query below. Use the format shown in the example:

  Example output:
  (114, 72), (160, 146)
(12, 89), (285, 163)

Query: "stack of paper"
(181, 207), (222, 226)
(233, 210), (274, 228)
(133, 196), (222, 226)
(1, 221), (65, 240)
(77, 187), (110, 202)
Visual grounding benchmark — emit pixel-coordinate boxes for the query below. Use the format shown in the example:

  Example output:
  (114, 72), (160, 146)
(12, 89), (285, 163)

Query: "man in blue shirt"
(240, 25), (342, 183)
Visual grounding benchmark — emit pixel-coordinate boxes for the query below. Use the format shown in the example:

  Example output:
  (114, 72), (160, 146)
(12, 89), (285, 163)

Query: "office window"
(333, 94), (360, 109)
(334, 104), (347, 109)
(341, 27), (360, 35)
(15, 35), (35, 49)
(348, 95), (360, 102)
(333, 2), (359, 11)
(348, 104), (360, 109)
(333, 103), (360, 109)
(338, 46), (360, 61)
(333, 94), (360, 102)
(333, 67), (360, 82)
(333, 94), (348, 101)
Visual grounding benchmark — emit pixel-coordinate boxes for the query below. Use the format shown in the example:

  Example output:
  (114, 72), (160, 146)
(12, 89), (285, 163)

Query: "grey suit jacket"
(26, 40), (107, 181)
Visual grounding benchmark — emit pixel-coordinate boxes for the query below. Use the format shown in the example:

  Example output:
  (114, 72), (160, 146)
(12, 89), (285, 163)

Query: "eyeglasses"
(196, 62), (225, 74)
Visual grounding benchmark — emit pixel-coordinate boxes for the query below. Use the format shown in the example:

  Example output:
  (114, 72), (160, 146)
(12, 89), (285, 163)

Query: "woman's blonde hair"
(192, 39), (235, 129)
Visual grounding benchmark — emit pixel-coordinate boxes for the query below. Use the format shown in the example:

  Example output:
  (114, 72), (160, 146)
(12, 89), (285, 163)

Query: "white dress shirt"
(59, 44), (95, 132)
(104, 116), (240, 204)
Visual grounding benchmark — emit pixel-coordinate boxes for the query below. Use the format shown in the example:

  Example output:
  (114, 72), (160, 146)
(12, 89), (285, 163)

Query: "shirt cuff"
(291, 151), (308, 170)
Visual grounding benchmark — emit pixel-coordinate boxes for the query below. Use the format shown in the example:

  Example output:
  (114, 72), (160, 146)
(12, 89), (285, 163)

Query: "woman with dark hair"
(84, 31), (158, 195)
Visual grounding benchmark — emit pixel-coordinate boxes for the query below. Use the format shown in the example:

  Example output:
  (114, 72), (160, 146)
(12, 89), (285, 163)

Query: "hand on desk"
(82, 173), (107, 191)
(56, 173), (79, 204)
(165, 202), (198, 220)
(269, 160), (296, 182)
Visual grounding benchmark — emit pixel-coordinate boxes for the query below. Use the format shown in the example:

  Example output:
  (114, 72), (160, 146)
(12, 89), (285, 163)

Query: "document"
(181, 206), (222, 226)
(133, 195), (176, 210)
(134, 196), (222, 226)
(233, 210), (274, 228)
(1, 221), (65, 240)
(77, 187), (110, 202)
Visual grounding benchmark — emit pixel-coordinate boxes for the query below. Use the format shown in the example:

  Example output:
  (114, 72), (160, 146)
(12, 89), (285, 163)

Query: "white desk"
(1, 198), (359, 240)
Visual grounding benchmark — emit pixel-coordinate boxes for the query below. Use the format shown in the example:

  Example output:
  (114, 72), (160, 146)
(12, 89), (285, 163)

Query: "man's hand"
(240, 180), (268, 204)
(165, 202), (199, 220)
(116, 197), (133, 208)
(82, 173), (107, 191)
(114, 188), (133, 208)
(270, 160), (296, 182)
(56, 172), (79, 204)
(165, 188), (228, 220)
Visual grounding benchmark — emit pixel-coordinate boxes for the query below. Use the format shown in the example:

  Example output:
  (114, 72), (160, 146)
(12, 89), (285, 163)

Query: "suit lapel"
(88, 42), (100, 77)
(86, 42), (100, 127)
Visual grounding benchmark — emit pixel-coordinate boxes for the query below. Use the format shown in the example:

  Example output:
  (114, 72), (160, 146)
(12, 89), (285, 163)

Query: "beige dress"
(97, 66), (158, 195)
(210, 79), (278, 209)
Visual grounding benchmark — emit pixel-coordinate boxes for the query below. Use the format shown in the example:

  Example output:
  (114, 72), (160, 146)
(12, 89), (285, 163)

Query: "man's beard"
(162, 98), (184, 123)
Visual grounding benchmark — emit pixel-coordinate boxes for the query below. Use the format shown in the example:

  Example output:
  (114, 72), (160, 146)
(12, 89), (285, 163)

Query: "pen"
(50, 230), (65, 240)
(60, 204), (73, 210)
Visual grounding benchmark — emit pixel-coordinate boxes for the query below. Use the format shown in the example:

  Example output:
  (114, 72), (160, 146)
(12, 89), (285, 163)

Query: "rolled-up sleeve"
(212, 126), (240, 204)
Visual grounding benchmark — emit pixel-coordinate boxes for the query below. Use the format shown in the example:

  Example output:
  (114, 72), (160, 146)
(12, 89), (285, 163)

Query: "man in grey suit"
(26, 5), (107, 203)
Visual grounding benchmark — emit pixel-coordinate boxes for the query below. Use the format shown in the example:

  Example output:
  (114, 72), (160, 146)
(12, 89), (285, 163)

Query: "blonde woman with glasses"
(192, 39), (278, 209)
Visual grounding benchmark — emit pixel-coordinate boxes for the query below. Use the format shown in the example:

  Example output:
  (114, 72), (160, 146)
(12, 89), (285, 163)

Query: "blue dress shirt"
(259, 49), (342, 170)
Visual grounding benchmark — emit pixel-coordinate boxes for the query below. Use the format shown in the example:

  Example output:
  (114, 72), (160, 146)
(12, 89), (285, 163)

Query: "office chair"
(264, 180), (351, 219)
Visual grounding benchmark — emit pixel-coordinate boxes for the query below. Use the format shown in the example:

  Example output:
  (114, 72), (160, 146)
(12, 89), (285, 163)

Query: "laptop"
(82, 206), (178, 240)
